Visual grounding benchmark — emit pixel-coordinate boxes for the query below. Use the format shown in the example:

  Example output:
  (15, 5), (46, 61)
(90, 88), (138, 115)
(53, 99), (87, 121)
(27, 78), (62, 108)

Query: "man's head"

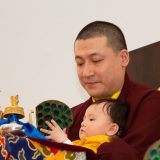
(74, 21), (130, 98)
(75, 21), (127, 53)
(79, 99), (129, 139)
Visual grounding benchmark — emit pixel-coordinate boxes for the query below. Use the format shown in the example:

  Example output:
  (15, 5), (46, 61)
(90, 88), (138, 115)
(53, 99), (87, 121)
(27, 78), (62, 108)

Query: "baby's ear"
(106, 123), (119, 136)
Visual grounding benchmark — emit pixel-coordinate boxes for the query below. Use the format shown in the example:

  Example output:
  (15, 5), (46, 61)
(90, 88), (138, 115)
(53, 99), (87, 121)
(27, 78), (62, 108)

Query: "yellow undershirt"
(73, 135), (111, 153)
(92, 90), (121, 102)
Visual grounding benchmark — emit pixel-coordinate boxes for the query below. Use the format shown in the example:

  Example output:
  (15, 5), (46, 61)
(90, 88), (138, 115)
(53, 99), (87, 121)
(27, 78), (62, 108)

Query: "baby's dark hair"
(93, 98), (130, 137)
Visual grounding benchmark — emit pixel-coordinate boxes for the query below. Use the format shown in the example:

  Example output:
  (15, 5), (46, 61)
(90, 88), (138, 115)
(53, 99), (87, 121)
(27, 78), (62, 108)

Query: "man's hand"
(40, 119), (68, 143)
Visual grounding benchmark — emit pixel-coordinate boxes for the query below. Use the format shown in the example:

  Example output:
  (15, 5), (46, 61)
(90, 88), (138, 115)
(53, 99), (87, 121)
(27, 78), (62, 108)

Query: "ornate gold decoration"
(29, 110), (34, 124)
(3, 95), (25, 119)
(0, 107), (3, 119)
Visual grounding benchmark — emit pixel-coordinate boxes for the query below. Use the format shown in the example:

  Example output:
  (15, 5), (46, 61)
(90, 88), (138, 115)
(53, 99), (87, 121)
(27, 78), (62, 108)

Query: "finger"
(45, 121), (56, 130)
(40, 128), (51, 134)
(45, 135), (52, 140)
(63, 128), (66, 133)
(51, 119), (60, 128)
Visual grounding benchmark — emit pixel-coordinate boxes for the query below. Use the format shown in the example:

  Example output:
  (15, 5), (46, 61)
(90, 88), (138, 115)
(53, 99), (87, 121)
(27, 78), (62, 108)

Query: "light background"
(0, 0), (160, 125)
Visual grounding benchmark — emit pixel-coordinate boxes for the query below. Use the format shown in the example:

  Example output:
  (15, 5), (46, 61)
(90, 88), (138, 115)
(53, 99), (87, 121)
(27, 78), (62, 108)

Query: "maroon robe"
(67, 74), (160, 160)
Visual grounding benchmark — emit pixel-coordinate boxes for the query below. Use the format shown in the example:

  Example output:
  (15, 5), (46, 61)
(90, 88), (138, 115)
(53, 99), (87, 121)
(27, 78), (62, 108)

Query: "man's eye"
(76, 60), (84, 66)
(90, 118), (95, 121)
(93, 59), (103, 63)
(77, 63), (84, 66)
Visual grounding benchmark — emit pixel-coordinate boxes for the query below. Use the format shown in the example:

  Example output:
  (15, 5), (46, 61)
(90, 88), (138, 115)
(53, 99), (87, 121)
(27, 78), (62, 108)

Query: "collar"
(92, 90), (121, 102)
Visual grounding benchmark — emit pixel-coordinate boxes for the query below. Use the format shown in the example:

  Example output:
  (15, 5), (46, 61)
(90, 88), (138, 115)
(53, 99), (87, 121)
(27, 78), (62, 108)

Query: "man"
(67, 21), (160, 160)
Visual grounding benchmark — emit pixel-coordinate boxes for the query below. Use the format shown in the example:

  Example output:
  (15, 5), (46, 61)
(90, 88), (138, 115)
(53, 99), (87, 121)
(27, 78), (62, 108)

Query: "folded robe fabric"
(0, 132), (97, 160)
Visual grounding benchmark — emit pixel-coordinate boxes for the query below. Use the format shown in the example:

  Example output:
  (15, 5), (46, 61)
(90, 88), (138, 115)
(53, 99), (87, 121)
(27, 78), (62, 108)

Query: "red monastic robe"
(67, 74), (160, 160)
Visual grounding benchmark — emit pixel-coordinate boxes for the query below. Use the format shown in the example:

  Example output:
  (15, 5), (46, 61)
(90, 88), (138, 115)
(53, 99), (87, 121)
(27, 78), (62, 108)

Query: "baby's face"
(79, 102), (113, 139)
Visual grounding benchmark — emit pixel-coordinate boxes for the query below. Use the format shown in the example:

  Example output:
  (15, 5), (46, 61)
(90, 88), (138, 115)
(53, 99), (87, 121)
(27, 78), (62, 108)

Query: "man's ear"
(106, 123), (119, 136)
(119, 49), (130, 67)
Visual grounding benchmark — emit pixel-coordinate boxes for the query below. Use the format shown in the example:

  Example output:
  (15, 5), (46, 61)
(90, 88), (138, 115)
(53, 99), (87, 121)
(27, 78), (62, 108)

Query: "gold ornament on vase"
(3, 95), (24, 119)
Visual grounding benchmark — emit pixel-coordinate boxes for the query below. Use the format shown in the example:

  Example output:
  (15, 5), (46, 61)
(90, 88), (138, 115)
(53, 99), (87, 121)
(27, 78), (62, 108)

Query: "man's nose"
(82, 62), (94, 77)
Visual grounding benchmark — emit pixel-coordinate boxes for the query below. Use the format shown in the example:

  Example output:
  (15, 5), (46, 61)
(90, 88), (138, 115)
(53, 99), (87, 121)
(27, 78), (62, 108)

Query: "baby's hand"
(40, 119), (68, 143)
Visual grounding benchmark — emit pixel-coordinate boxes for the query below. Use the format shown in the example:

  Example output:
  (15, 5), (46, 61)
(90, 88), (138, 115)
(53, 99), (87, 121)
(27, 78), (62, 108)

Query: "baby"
(40, 99), (129, 153)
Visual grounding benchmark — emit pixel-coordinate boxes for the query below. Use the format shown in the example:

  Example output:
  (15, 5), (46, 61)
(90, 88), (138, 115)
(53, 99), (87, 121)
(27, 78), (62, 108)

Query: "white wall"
(0, 0), (160, 125)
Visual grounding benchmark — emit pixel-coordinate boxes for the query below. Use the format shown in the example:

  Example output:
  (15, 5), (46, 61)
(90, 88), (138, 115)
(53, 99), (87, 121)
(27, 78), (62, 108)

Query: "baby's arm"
(40, 119), (69, 143)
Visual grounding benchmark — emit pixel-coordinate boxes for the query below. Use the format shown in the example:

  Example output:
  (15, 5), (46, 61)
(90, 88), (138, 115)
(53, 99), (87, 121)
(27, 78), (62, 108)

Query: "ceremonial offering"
(36, 100), (73, 134)
(0, 95), (47, 139)
(3, 95), (24, 119)
(0, 95), (24, 132)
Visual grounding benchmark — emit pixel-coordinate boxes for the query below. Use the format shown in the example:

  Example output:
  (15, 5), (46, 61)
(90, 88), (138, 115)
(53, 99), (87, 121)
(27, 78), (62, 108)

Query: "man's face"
(74, 36), (129, 98)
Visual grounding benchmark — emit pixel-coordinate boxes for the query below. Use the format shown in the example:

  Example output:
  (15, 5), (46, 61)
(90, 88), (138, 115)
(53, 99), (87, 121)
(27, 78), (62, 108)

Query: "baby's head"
(79, 99), (129, 139)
